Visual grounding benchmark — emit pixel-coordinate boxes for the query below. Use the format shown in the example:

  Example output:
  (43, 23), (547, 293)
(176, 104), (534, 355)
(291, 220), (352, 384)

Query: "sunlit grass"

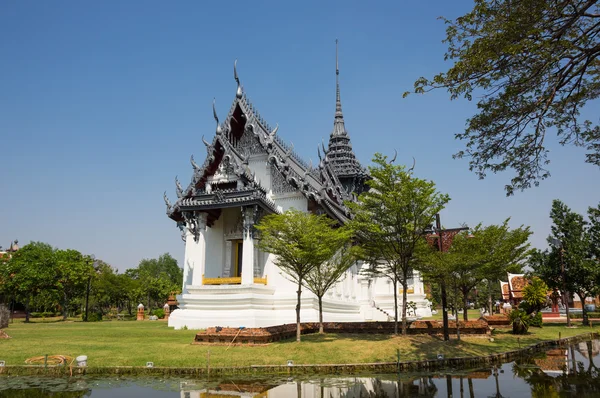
(0, 318), (597, 368)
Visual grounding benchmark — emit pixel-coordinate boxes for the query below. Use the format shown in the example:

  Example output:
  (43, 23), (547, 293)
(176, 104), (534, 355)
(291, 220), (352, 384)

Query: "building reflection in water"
(179, 377), (439, 398)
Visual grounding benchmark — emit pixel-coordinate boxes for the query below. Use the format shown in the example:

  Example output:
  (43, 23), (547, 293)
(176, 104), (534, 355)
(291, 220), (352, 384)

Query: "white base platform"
(168, 284), (432, 329)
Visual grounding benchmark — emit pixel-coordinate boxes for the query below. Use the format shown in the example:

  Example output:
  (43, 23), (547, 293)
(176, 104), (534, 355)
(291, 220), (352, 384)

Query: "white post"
(189, 212), (208, 286)
(241, 206), (257, 285)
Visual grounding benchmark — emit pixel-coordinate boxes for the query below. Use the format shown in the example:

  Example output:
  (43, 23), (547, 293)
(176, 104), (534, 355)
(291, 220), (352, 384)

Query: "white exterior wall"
(204, 215), (224, 278)
(169, 153), (430, 329)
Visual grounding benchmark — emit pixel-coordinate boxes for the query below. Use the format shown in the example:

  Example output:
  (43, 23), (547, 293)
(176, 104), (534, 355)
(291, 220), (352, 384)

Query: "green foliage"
(407, 0), (600, 195)
(0, 242), (58, 321)
(82, 312), (102, 322)
(530, 312), (543, 328)
(419, 219), (531, 319)
(152, 308), (165, 319)
(523, 277), (550, 315)
(347, 153), (450, 335)
(125, 253), (182, 311)
(508, 308), (531, 334)
(256, 209), (349, 341)
(531, 199), (600, 324)
(569, 312), (600, 319)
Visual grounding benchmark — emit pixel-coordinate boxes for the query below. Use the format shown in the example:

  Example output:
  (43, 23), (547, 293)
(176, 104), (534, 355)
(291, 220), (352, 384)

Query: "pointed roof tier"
(165, 60), (354, 226)
(325, 40), (367, 181)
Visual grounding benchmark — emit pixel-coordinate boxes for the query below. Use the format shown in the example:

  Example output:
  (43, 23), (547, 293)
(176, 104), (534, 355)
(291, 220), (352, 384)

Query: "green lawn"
(424, 309), (482, 321)
(0, 318), (597, 369)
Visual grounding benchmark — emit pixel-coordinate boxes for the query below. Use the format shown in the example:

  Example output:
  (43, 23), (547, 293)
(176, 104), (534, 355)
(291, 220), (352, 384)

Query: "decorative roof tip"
(234, 59), (243, 99)
(332, 39), (346, 137)
(213, 98), (223, 135)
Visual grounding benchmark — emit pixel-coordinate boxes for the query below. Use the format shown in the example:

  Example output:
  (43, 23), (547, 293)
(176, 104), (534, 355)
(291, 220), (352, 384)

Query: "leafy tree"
(347, 153), (450, 335)
(531, 199), (599, 325)
(55, 249), (93, 320)
(406, 0), (600, 195)
(0, 242), (57, 322)
(127, 253), (182, 311)
(256, 209), (347, 342)
(303, 242), (355, 334)
(451, 221), (531, 320)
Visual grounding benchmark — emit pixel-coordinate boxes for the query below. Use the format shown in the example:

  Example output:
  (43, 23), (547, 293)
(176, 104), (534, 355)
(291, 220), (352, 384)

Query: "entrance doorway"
(233, 240), (243, 277)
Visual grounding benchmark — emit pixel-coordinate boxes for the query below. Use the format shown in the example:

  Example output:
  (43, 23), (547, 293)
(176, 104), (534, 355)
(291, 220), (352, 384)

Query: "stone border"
(0, 332), (596, 377)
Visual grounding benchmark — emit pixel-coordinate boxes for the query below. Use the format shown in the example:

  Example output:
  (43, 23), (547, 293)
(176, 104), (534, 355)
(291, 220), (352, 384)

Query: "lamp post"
(84, 254), (96, 322)
(550, 238), (571, 327)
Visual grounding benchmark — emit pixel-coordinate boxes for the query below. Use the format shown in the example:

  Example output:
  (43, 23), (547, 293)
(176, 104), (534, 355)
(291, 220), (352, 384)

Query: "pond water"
(1, 340), (600, 397)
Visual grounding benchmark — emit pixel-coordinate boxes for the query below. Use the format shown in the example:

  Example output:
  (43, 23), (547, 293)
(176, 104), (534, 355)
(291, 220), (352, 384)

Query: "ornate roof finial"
(175, 176), (183, 198)
(325, 39), (365, 189)
(332, 38), (345, 136)
(163, 191), (172, 209)
(213, 98), (223, 135)
(234, 59), (243, 99)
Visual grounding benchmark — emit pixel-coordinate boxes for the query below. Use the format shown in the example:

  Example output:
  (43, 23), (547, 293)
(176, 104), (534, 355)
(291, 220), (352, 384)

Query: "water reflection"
(2, 340), (600, 397)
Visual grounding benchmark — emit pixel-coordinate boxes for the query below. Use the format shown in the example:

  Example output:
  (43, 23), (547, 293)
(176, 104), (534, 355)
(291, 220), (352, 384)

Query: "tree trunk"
(401, 280), (408, 336)
(296, 279), (302, 342)
(446, 375), (453, 398)
(392, 279), (399, 335)
(441, 279), (449, 341)
(318, 295), (324, 334)
(468, 378), (474, 398)
(587, 340), (597, 371)
(488, 280), (494, 314)
(25, 300), (30, 323)
(462, 287), (469, 321)
(565, 291), (572, 327)
(577, 292), (589, 326)
(63, 292), (68, 321)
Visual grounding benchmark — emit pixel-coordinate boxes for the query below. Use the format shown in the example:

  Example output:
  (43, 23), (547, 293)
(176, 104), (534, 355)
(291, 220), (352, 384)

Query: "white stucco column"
(241, 206), (258, 285)
(188, 212), (208, 286)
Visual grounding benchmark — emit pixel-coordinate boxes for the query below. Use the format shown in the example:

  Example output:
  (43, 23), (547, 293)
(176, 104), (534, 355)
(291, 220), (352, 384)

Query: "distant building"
(0, 239), (19, 260)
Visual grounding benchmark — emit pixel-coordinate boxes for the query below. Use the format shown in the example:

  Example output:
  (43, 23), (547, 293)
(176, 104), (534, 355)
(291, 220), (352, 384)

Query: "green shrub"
(569, 311), (600, 319)
(530, 312), (543, 327)
(152, 309), (165, 319)
(508, 309), (530, 334)
(81, 312), (102, 322)
(30, 312), (42, 318)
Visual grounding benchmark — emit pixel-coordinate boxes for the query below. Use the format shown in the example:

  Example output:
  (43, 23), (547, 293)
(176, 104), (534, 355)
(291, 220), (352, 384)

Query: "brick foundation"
(194, 320), (491, 345)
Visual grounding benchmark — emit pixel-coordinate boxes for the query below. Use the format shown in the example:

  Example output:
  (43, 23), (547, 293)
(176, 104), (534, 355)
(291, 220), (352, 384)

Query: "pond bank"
(1, 332), (597, 377)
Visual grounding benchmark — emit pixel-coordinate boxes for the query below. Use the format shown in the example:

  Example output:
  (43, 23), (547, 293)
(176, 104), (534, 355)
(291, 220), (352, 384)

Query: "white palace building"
(164, 48), (431, 330)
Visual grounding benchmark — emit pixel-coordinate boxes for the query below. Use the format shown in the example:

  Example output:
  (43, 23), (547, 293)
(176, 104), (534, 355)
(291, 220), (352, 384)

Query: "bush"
(81, 312), (102, 322)
(508, 309), (530, 334)
(569, 311), (600, 319)
(152, 309), (165, 319)
(530, 312), (543, 327)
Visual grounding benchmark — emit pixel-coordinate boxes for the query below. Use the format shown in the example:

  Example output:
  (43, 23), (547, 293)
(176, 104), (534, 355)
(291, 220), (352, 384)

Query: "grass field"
(0, 318), (597, 368)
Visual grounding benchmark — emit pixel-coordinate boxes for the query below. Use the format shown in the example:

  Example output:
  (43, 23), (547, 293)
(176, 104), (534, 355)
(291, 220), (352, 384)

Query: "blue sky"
(1, 1), (598, 271)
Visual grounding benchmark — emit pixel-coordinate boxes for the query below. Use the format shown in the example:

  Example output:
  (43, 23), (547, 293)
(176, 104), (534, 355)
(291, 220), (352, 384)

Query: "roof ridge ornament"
(408, 157), (416, 173)
(213, 98), (223, 135)
(175, 176), (183, 198)
(190, 154), (201, 172)
(163, 191), (172, 212)
(234, 59), (243, 99)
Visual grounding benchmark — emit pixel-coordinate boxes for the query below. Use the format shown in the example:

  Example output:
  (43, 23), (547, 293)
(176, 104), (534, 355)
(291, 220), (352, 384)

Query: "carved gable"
(270, 164), (296, 194)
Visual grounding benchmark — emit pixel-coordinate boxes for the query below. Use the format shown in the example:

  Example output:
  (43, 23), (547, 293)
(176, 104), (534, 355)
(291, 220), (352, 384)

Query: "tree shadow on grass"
(291, 333), (393, 344)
